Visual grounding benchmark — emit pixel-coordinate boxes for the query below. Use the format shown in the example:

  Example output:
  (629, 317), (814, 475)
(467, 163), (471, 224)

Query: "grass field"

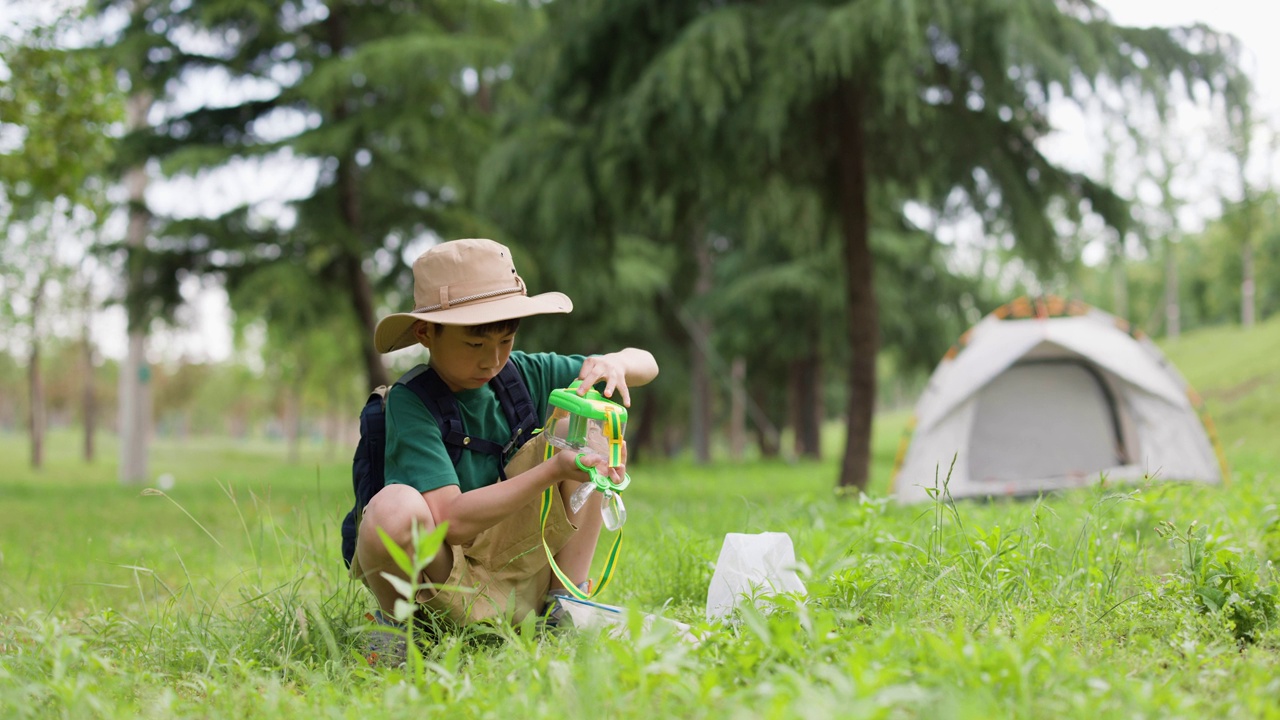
(2, 318), (1279, 718)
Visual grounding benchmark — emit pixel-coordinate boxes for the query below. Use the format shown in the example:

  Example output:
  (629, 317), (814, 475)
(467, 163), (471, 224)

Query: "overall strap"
(539, 441), (622, 601)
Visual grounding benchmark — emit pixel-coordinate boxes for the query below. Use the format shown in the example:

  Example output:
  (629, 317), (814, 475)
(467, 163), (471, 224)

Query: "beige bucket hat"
(374, 238), (572, 353)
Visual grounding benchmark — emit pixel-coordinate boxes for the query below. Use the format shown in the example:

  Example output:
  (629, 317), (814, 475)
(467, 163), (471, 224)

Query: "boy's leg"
(549, 481), (605, 591)
(355, 484), (452, 615)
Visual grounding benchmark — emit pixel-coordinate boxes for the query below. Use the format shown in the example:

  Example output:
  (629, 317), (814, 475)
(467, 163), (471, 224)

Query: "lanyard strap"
(539, 443), (623, 601)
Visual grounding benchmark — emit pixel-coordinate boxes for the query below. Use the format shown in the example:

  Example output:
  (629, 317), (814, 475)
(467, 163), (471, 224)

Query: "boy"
(353, 238), (659, 629)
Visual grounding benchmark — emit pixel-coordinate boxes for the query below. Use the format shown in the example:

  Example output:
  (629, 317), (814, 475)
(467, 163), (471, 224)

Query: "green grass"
(2, 319), (1279, 718)
(1160, 316), (1280, 471)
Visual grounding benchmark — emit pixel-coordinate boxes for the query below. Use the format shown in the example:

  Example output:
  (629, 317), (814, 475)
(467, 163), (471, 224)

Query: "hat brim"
(374, 291), (573, 353)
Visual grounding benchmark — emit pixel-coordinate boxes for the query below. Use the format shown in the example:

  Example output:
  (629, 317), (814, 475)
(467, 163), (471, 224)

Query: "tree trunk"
(1164, 235), (1180, 339)
(119, 90), (153, 485)
(752, 393), (781, 458)
(627, 396), (658, 463)
(789, 353), (823, 460)
(752, 371), (783, 456)
(326, 385), (340, 461)
(1234, 105), (1256, 330)
(119, 331), (152, 483)
(28, 310), (44, 470)
(229, 410), (247, 438)
(1154, 139), (1182, 339)
(82, 329), (96, 462)
(689, 231), (714, 465)
(1242, 238), (1256, 328)
(728, 357), (746, 461)
(286, 381), (303, 464)
(328, 4), (388, 390)
(835, 84), (878, 491)
(689, 325), (712, 464)
(1111, 246), (1128, 323)
(344, 252), (388, 388)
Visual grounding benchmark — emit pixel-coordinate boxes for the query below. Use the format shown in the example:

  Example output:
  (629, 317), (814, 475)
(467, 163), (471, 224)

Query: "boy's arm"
(575, 347), (659, 407)
(421, 450), (605, 545)
(423, 348), (656, 545)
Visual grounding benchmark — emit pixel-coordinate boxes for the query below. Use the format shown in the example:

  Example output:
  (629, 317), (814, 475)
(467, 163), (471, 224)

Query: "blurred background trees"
(0, 13), (121, 470)
(0, 0), (1275, 489)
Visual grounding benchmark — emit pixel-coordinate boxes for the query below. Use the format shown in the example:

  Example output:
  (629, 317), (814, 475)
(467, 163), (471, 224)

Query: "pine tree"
(514, 0), (1249, 489)
(91, 0), (527, 390)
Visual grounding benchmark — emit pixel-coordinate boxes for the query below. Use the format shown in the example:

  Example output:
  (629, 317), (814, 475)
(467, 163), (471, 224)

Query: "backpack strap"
(396, 362), (539, 481)
(490, 362), (541, 463)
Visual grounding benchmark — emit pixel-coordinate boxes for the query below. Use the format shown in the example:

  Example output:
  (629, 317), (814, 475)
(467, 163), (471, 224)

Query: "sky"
(1105, 0), (1277, 120)
(7, 0), (1278, 364)
(1063, 0), (1279, 233)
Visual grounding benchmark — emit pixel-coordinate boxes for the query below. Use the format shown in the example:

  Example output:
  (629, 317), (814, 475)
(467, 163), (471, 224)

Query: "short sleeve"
(383, 384), (459, 493)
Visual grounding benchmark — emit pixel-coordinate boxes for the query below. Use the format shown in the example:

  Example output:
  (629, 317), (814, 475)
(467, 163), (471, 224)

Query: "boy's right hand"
(575, 353), (632, 406)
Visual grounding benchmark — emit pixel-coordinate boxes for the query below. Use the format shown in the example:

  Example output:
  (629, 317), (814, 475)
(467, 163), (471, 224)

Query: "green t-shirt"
(384, 351), (586, 494)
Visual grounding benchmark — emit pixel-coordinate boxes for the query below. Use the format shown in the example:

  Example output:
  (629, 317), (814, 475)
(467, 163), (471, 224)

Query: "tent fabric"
(967, 361), (1123, 484)
(893, 298), (1223, 504)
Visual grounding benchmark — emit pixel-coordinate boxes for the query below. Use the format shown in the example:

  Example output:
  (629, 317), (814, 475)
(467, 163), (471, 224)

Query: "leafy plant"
(1155, 519), (1279, 643)
(374, 520), (451, 673)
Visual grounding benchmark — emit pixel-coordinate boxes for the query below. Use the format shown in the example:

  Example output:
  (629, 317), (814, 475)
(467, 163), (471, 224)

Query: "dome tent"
(892, 296), (1227, 504)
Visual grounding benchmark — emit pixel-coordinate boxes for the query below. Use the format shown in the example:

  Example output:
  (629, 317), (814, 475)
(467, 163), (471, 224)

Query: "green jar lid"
(548, 382), (628, 424)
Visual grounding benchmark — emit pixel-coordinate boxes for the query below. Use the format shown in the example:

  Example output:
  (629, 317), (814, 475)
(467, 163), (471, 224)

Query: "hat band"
(413, 285), (524, 313)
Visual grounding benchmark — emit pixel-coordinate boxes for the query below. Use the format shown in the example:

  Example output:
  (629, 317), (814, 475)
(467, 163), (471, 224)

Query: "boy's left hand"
(576, 355), (631, 406)
(574, 449), (627, 485)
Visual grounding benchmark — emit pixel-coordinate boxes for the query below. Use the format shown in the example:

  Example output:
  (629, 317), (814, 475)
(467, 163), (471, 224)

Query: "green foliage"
(1075, 192), (1280, 334)
(481, 0), (1250, 486)
(0, 25), (121, 215)
(1154, 519), (1278, 644)
(89, 0), (534, 387)
(1191, 194), (1280, 325)
(529, 0), (1245, 265)
(25, 0), (1245, 481)
(0, 13), (122, 316)
(872, 223), (999, 374)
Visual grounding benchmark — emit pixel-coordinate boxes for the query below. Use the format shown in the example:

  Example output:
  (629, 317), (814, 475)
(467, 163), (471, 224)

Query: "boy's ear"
(412, 321), (432, 345)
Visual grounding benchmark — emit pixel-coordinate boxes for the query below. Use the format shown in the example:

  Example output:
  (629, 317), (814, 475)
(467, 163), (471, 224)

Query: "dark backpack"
(341, 362), (540, 568)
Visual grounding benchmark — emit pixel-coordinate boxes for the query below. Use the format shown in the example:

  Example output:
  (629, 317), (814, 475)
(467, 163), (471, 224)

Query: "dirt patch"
(1202, 374), (1276, 404)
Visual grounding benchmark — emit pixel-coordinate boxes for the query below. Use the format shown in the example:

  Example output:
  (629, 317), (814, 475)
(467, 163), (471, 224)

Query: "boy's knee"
(359, 484), (432, 548)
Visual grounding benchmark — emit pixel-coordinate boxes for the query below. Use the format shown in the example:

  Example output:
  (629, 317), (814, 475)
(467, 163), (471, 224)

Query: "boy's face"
(414, 322), (516, 392)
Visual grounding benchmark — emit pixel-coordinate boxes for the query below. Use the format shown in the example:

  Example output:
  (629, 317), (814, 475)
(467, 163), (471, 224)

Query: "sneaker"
(542, 581), (591, 629)
(364, 610), (407, 667)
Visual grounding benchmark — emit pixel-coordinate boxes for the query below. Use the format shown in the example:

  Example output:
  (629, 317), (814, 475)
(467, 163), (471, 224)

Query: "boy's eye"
(467, 342), (483, 349)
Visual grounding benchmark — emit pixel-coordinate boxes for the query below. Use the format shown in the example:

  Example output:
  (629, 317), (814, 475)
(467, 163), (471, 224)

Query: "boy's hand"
(556, 447), (626, 485)
(576, 354), (631, 406)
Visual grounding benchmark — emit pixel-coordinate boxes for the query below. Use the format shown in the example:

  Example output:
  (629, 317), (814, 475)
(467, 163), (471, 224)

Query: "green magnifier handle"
(574, 453), (631, 493)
